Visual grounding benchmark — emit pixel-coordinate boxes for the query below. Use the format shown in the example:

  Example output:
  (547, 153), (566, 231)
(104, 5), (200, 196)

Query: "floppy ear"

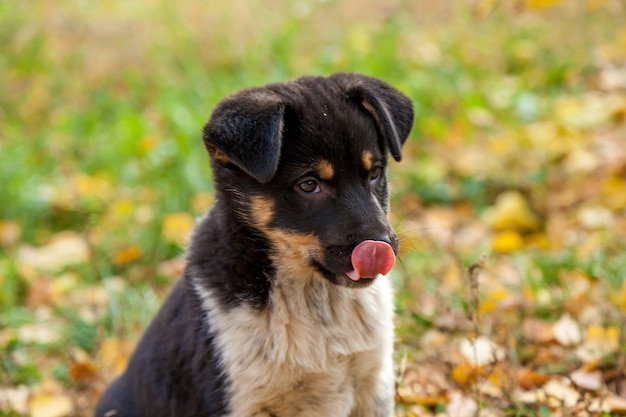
(332, 73), (414, 161)
(203, 89), (285, 183)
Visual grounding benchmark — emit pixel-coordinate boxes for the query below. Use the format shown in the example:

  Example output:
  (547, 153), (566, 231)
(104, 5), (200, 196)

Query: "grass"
(1, 0), (626, 416)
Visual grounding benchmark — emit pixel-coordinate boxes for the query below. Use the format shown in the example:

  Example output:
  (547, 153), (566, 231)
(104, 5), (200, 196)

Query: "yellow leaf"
(586, 0), (608, 9)
(96, 338), (134, 377)
(491, 230), (525, 254)
(602, 176), (626, 210)
(483, 191), (541, 232)
(576, 325), (620, 363)
(139, 136), (159, 155)
(29, 394), (73, 417)
(73, 173), (113, 201)
(452, 363), (481, 386)
(162, 213), (195, 246)
(479, 288), (513, 316)
(525, 232), (550, 250)
(526, 0), (562, 9)
(112, 245), (143, 266)
(29, 379), (73, 417)
(615, 281), (626, 312)
(192, 192), (214, 213)
(0, 219), (21, 247)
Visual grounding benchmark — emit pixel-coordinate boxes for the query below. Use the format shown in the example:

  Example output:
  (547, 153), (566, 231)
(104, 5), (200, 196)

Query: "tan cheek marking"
(249, 196), (275, 228)
(265, 229), (322, 274)
(362, 151), (374, 171)
(315, 160), (334, 181)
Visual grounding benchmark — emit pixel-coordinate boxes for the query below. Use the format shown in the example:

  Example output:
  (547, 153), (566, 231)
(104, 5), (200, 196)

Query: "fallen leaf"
(29, 393), (73, 417)
(570, 368), (603, 391)
(459, 336), (506, 367)
(451, 363), (481, 386)
(542, 379), (579, 408)
(69, 360), (98, 384)
(73, 173), (114, 202)
(577, 205), (615, 229)
(0, 219), (21, 247)
(516, 368), (550, 390)
(0, 385), (29, 414)
(192, 192), (214, 213)
(162, 212), (195, 246)
(17, 321), (63, 344)
(112, 245), (143, 266)
(158, 257), (186, 279)
(96, 338), (134, 377)
(522, 318), (554, 343)
(483, 191), (541, 232)
(576, 325), (619, 362)
(29, 379), (73, 417)
(603, 394), (626, 413)
(491, 230), (525, 254)
(17, 232), (89, 272)
(445, 391), (477, 417)
(395, 386), (447, 407)
(552, 314), (582, 346)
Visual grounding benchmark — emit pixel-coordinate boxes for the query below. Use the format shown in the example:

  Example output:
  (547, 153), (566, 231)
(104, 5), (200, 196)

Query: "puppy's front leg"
(350, 380), (394, 417)
(349, 351), (395, 417)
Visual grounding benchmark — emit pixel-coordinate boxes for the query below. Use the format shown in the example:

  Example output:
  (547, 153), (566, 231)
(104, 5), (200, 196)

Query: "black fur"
(95, 73), (414, 417)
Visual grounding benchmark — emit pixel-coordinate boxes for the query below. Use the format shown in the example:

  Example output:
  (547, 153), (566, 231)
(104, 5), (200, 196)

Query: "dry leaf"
(0, 385), (29, 414)
(96, 338), (135, 377)
(483, 191), (541, 232)
(162, 212), (195, 246)
(522, 318), (554, 343)
(576, 325), (619, 362)
(0, 219), (21, 247)
(158, 257), (186, 279)
(29, 393), (73, 417)
(491, 230), (525, 254)
(570, 368), (603, 391)
(69, 360), (98, 383)
(112, 245), (143, 266)
(516, 368), (550, 390)
(29, 379), (73, 417)
(17, 321), (62, 345)
(603, 394), (626, 413)
(17, 232), (89, 272)
(542, 379), (579, 408)
(445, 391), (477, 417)
(552, 314), (582, 346)
(459, 336), (506, 367)
(192, 192), (214, 213)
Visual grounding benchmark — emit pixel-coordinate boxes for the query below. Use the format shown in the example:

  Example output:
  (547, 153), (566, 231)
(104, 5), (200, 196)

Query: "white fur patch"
(193, 267), (395, 417)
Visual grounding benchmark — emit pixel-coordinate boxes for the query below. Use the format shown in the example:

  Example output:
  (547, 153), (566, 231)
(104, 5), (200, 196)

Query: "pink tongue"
(347, 240), (396, 281)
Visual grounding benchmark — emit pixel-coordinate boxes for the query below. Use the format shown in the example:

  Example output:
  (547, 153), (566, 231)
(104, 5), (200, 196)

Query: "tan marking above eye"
(362, 151), (374, 171)
(315, 160), (334, 181)
(210, 147), (231, 165)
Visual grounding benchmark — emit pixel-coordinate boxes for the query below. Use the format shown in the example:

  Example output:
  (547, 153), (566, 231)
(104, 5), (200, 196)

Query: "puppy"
(95, 73), (414, 417)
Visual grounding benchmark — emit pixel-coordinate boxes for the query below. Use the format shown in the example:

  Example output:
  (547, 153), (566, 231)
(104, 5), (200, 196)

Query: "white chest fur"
(193, 271), (395, 417)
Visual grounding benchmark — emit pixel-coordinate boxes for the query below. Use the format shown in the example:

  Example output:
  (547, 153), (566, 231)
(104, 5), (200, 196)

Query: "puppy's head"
(203, 73), (414, 287)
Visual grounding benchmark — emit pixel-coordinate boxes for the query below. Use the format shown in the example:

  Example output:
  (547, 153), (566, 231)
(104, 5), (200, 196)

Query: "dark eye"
(297, 179), (321, 194)
(369, 167), (382, 182)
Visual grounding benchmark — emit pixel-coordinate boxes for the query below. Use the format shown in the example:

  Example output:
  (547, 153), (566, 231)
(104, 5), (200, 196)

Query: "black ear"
(332, 73), (414, 161)
(203, 89), (285, 183)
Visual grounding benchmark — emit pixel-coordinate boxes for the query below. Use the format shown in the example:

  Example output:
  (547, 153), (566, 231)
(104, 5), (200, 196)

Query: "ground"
(1, 1), (625, 416)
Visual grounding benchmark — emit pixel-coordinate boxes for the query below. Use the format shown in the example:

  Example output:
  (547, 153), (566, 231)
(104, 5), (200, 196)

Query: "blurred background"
(1, 0), (625, 416)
